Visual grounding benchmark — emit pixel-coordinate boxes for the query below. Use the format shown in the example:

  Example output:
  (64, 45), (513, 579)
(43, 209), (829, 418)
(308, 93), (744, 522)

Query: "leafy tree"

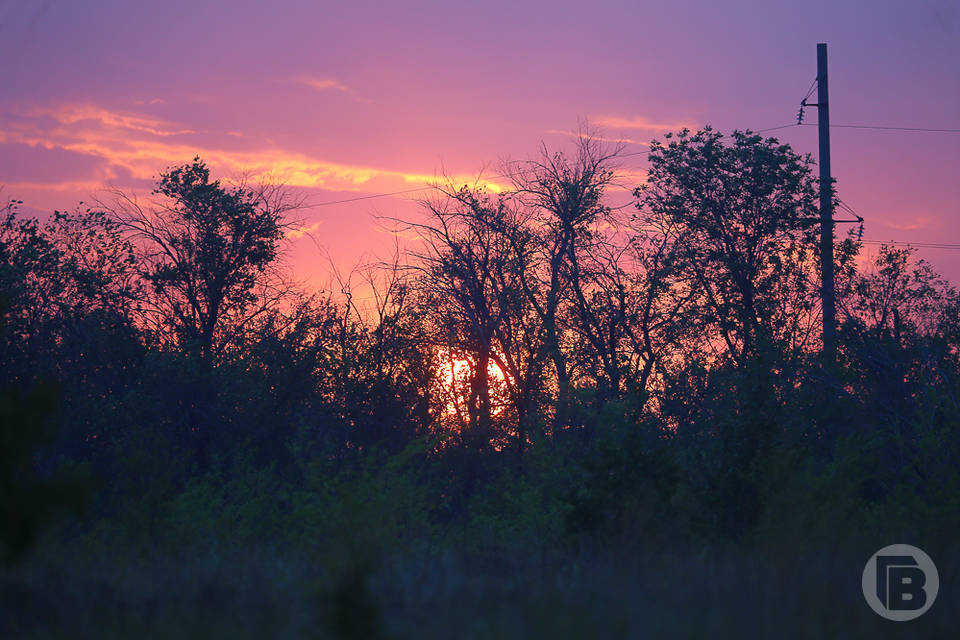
(843, 244), (959, 342)
(0, 199), (143, 462)
(104, 158), (300, 358)
(635, 128), (822, 365)
(839, 244), (960, 433)
(630, 128), (836, 535)
(0, 198), (64, 359)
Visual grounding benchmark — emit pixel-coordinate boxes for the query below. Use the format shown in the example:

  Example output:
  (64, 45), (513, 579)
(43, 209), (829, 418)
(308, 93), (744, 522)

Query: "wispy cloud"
(294, 76), (371, 103)
(885, 216), (932, 232)
(544, 129), (650, 147)
(0, 102), (505, 196)
(34, 104), (197, 137)
(612, 168), (648, 188)
(296, 77), (350, 93)
(592, 115), (697, 133)
(287, 221), (322, 240)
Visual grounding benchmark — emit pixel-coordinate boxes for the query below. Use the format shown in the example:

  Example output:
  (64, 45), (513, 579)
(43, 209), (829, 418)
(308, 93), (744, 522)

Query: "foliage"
(636, 127), (823, 361)
(104, 158), (297, 356)
(2, 138), (959, 636)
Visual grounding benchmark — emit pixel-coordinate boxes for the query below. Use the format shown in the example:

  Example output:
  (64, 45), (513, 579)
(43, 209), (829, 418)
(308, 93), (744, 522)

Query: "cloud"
(294, 76), (371, 103)
(885, 217), (932, 232)
(0, 102), (507, 197)
(34, 104), (197, 137)
(287, 221), (322, 240)
(612, 168), (648, 188)
(593, 115), (697, 133)
(0, 178), (106, 193)
(296, 77), (350, 93)
(544, 129), (650, 147)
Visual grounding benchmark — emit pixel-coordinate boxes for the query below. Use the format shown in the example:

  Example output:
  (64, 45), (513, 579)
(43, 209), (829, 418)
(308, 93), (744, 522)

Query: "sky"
(1, 0), (958, 289)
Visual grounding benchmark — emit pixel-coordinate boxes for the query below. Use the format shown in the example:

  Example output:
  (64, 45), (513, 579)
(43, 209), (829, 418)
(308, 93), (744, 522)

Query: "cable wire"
(756, 123), (799, 133)
(309, 187), (437, 207)
(801, 123), (960, 133)
(303, 118), (956, 210)
(861, 240), (960, 250)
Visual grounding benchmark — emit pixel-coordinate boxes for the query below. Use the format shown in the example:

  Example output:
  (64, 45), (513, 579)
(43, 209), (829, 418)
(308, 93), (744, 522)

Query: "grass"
(4, 533), (956, 639)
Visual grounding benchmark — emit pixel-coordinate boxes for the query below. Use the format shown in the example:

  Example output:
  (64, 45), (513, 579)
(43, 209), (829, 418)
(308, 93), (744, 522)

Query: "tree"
(585, 213), (697, 410)
(103, 158), (301, 358)
(635, 127), (823, 366)
(307, 256), (433, 457)
(401, 186), (521, 454)
(398, 136), (635, 454)
(843, 244), (959, 342)
(839, 244), (960, 431)
(0, 200), (143, 445)
(503, 135), (623, 433)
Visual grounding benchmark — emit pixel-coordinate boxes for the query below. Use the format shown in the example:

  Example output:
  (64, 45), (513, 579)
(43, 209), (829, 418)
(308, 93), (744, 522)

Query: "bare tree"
(395, 185), (522, 454)
(502, 134), (624, 433)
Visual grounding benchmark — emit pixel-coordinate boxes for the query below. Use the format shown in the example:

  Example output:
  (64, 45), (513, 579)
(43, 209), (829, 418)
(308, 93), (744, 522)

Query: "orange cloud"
(294, 76), (371, 103)
(296, 77), (350, 92)
(286, 221), (322, 240)
(33, 104), (197, 137)
(0, 102), (506, 196)
(593, 115), (698, 132)
(544, 129), (650, 147)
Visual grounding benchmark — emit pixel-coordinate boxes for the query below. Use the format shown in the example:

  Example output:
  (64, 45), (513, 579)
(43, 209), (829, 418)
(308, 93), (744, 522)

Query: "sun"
(435, 348), (509, 419)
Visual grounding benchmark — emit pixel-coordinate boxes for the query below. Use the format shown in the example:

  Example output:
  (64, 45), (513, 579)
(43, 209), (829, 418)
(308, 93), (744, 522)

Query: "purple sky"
(1, 0), (958, 286)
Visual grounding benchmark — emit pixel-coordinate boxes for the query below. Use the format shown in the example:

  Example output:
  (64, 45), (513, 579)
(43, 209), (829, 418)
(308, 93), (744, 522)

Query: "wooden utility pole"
(817, 42), (836, 363)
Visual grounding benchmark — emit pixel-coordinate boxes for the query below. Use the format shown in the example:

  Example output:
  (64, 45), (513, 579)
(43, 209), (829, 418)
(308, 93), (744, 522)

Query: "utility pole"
(817, 42), (836, 363)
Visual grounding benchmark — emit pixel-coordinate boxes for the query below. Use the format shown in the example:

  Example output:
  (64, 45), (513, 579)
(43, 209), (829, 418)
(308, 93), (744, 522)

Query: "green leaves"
(636, 127), (821, 363)
(133, 158), (288, 356)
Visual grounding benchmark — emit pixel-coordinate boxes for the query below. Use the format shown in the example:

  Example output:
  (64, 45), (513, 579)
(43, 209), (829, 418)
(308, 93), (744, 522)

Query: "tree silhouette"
(403, 186), (520, 454)
(103, 158), (300, 358)
(636, 128), (821, 365)
(503, 136), (623, 433)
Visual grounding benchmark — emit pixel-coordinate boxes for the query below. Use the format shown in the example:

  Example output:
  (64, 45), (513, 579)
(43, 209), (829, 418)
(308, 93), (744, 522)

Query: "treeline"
(2, 128), (960, 567)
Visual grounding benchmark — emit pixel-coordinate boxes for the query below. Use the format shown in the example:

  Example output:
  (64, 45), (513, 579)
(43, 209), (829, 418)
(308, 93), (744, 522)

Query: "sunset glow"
(2, 0), (957, 290)
(4, 2), (959, 635)
(435, 348), (510, 421)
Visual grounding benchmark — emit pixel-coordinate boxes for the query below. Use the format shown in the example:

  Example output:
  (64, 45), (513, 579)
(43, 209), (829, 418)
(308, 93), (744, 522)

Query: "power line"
(861, 240), (960, 250)
(836, 199), (864, 222)
(308, 186), (436, 207)
(307, 174), (512, 208)
(801, 123), (960, 133)
(756, 123), (799, 133)
(836, 199), (960, 248)
(752, 122), (960, 135)
(302, 117), (957, 210)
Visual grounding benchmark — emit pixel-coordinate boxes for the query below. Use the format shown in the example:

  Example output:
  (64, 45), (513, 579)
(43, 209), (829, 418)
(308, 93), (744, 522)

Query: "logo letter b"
(889, 566), (926, 611)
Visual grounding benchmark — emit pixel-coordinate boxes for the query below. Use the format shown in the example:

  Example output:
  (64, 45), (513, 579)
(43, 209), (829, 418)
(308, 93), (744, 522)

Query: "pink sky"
(1, 0), (958, 288)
